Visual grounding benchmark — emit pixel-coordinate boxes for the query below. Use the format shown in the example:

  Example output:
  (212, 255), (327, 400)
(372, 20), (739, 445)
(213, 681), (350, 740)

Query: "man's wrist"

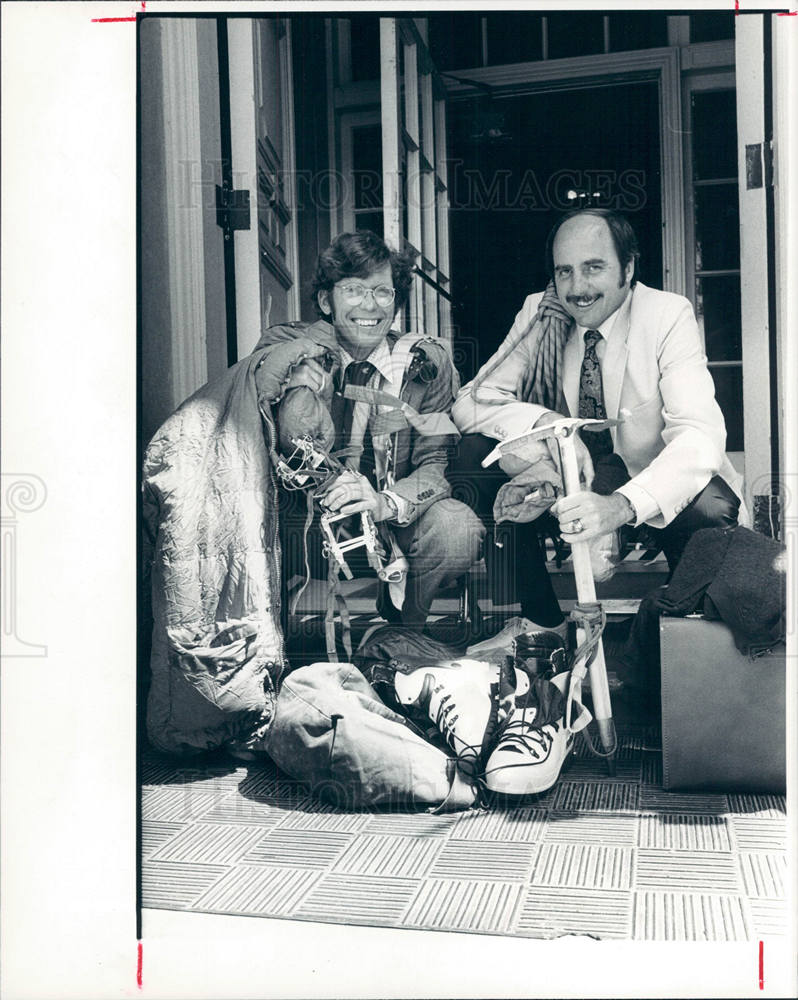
(614, 492), (637, 525)
(378, 491), (399, 522)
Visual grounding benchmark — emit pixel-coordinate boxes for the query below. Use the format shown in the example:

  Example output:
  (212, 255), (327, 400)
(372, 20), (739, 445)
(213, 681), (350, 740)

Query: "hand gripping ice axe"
(482, 416), (623, 771)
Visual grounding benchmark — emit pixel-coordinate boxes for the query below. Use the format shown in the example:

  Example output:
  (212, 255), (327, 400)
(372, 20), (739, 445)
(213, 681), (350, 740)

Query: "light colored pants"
(263, 660), (476, 811)
(391, 497), (485, 625)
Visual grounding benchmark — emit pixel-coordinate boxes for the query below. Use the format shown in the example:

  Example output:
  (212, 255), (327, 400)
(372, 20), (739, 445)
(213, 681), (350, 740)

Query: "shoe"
(394, 658), (529, 776)
(467, 616), (568, 659)
(483, 672), (582, 796)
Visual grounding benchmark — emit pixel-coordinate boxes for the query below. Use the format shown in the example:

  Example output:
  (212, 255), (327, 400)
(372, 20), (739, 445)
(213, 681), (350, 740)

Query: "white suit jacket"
(452, 282), (745, 529)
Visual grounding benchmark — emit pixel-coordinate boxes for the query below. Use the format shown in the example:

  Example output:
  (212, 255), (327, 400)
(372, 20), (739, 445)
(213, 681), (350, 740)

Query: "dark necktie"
(339, 360), (377, 482)
(578, 329), (613, 461)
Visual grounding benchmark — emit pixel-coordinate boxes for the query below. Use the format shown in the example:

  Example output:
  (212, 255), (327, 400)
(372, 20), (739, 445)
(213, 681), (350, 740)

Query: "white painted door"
(227, 17), (300, 358)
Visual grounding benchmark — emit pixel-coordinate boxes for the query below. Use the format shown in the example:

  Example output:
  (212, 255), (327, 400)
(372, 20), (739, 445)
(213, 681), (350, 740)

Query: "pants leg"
(391, 497), (485, 627)
(450, 433), (564, 626)
(652, 475), (741, 572)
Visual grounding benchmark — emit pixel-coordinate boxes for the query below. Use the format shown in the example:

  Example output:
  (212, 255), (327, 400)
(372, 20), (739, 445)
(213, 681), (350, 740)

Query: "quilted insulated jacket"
(143, 320), (340, 755)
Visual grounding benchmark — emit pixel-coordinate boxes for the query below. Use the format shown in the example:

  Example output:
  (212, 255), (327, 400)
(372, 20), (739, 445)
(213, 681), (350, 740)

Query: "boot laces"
(500, 705), (561, 761)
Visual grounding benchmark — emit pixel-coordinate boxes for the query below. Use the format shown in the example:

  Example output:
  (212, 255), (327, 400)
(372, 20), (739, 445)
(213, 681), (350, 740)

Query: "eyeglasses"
(335, 282), (396, 308)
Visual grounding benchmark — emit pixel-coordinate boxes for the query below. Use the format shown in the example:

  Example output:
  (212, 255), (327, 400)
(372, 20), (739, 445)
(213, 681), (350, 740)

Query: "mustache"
(566, 293), (603, 303)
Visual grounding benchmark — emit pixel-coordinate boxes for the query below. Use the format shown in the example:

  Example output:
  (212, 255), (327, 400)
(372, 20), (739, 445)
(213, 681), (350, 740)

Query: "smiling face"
(317, 263), (396, 360)
(552, 215), (634, 329)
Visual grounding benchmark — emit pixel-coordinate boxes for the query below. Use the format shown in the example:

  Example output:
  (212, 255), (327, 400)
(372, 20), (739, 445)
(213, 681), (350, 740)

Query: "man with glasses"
(274, 230), (484, 630)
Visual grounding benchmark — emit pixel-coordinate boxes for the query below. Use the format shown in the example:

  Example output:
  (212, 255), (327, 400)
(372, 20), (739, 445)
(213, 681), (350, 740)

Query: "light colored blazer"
(452, 282), (745, 529)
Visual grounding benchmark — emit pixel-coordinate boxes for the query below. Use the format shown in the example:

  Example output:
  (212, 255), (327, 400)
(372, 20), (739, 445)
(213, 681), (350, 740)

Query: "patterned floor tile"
(362, 812), (460, 837)
(638, 789), (729, 814)
(236, 772), (312, 808)
(640, 752), (663, 787)
(517, 887), (631, 939)
(543, 812), (638, 846)
(739, 852), (787, 898)
(635, 850), (742, 893)
(403, 878), (525, 934)
(332, 834), (444, 878)
(293, 874), (419, 925)
(141, 787), (222, 824)
(727, 794), (786, 817)
(276, 809), (370, 834)
(193, 865), (320, 917)
(429, 841), (537, 881)
(141, 861), (228, 909)
(637, 814), (732, 851)
(195, 790), (290, 828)
(731, 817), (787, 852)
(450, 807), (547, 842)
(553, 781), (639, 812)
(748, 898), (788, 937)
(141, 821), (186, 859)
(632, 891), (750, 941)
(241, 829), (352, 869)
(532, 843), (633, 890)
(150, 822), (265, 864)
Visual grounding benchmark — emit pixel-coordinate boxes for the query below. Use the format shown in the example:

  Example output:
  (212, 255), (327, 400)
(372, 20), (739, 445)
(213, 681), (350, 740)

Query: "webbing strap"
(289, 489), (318, 616)
(568, 602), (617, 757)
(324, 559), (352, 663)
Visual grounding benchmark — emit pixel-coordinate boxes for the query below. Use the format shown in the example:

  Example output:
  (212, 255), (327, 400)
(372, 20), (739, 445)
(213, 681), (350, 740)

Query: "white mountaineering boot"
(483, 670), (591, 796)
(394, 658), (530, 777)
(466, 616), (568, 660)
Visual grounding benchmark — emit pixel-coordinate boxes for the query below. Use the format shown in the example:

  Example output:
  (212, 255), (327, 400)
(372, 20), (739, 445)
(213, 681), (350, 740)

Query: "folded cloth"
(263, 660), (476, 811)
(493, 459), (562, 524)
(702, 526), (786, 655)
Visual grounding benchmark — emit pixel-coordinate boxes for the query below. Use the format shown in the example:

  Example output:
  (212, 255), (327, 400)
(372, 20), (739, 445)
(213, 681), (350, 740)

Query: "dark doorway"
(447, 81), (662, 376)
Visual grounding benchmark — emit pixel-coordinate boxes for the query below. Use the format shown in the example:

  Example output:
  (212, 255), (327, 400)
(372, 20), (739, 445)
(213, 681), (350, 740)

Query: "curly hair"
(545, 208), (640, 288)
(311, 230), (418, 318)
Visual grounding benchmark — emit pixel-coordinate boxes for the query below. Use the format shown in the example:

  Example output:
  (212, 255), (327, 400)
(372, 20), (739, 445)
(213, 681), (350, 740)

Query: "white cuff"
(615, 482), (660, 526)
(381, 489), (414, 526)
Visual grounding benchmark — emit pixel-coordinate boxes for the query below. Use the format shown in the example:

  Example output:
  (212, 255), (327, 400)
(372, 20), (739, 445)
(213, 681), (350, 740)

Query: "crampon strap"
(568, 601), (617, 758)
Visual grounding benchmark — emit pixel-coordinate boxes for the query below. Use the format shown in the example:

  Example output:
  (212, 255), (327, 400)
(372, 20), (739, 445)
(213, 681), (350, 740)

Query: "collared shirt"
(561, 296), (627, 414)
(337, 333), (413, 524)
(567, 292), (659, 525)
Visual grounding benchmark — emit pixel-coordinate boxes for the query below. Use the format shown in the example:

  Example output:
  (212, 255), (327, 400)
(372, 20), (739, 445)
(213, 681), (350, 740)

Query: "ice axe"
(483, 416), (622, 770)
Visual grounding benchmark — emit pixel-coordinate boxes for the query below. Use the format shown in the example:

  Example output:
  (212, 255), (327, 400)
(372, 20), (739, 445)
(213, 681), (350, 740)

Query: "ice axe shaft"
(556, 430), (615, 763)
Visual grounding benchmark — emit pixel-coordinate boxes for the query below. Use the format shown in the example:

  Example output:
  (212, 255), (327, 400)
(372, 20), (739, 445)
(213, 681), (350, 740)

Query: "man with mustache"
(451, 208), (743, 642)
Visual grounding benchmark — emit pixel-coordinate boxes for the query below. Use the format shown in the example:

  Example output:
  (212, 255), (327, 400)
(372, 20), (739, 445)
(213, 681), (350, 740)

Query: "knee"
(413, 498), (485, 566)
(687, 475), (740, 530)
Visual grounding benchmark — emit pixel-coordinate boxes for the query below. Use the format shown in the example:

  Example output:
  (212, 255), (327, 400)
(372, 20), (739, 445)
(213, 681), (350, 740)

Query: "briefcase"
(660, 616), (786, 792)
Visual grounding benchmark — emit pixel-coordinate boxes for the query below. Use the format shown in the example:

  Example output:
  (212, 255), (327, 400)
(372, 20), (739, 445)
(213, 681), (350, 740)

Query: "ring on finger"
(569, 518), (583, 534)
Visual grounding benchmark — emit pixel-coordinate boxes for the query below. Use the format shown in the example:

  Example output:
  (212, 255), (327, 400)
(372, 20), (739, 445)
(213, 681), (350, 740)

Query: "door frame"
(442, 46), (685, 296)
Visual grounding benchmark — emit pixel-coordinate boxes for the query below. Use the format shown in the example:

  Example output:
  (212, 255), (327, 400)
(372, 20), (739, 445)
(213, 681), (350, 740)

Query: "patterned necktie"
(578, 329), (613, 461)
(339, 360), (376, 480)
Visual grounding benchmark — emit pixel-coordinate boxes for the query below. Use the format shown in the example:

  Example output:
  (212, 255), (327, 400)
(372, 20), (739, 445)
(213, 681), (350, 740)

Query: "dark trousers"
(450, 433), (741, 626)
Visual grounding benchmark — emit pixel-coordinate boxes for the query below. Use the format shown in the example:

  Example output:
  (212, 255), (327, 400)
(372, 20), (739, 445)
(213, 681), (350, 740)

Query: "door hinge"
(216, 184), (251, 238)
(745, 141), (775, 190)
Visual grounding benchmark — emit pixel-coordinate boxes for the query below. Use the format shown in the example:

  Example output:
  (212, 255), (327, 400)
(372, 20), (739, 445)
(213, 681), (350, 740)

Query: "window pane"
(690, 13), (735, 43)
(352, 125), (383, 209)
(349, 16), (381, 82)
(709, 366), (744, 451)
(692, 90), (738, 180)
(695, 183), (740, 271)
(486, 14), (543, 64)
(354, 211), (383, 238)
(696, 275), (742, 362)
(427, 13), (484, 70)
(546, 13), (605, 60)
(608, 13), (668, 52)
